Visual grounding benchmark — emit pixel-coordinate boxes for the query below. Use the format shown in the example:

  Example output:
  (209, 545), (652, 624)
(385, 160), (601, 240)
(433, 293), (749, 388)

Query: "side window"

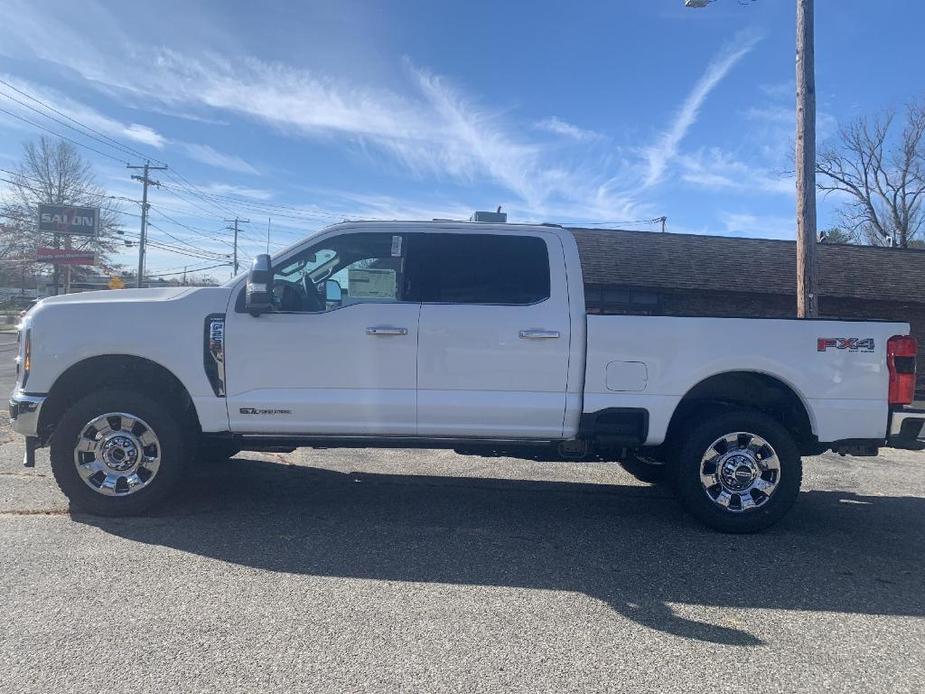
(408, 234), (550, 305)
(272, 233), (405, 312)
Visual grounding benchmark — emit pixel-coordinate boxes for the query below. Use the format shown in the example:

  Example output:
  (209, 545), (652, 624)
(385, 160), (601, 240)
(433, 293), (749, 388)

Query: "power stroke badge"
(239, 408), (292, 415)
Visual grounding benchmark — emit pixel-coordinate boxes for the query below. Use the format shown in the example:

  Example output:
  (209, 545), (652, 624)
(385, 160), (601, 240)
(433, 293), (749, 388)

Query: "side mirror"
(245, 254), (273, 316)
(324, 279), (343, 306)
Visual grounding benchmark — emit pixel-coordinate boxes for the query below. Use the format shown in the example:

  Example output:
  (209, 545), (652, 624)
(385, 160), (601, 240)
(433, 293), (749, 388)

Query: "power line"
(158, 181), (341, 223)
(122, 231), (230, 261)
(162, 171), (243, 219)
(149, 258), (228, 274)
(0, 105), (129, 164)
(0, 80), (236, 225)
(148, 262), (230, 278)
(0, 173), (125, 205)
(146, 221), (229, 257)
(0, 78), (165, 164)
(0, 85), (157, 164)
(147, 205), (234, 247)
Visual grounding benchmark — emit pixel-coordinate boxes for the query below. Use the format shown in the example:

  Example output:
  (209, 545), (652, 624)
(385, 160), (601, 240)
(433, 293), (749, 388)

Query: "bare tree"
(816, 101), (925, 248)
(0, 136), (120, 291)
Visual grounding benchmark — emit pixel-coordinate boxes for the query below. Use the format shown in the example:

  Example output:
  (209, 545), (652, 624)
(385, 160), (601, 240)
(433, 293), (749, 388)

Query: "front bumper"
(9, 391), (46, 437)
(887, 407), (925, 450)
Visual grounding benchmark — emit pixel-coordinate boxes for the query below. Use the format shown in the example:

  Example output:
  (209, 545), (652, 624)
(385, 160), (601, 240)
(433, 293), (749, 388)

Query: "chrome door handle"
(519, 329), (560, 339)
(366, 326), (408, 336)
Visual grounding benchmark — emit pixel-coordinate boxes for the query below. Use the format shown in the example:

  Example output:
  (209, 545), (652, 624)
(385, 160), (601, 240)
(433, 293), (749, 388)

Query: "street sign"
(37, 204), (99, 237)
(36, 248), (97, 265)
(108, 276), (125, 290)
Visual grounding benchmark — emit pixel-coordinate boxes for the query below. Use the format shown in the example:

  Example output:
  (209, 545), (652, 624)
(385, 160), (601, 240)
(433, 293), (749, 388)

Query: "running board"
(210, 433), (558, 452)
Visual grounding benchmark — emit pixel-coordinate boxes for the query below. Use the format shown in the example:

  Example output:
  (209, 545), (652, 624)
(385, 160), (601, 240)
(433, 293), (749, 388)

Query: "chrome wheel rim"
(699, 431), (780, 513)
(73, 412), (161, 496)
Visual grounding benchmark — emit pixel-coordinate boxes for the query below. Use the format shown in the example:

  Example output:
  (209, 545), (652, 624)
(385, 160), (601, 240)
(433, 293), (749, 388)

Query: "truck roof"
(321, 219), (564, 235)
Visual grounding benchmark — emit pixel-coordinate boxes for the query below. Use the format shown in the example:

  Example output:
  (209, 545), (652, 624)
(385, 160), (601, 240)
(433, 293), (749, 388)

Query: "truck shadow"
(76, 456), (925, 647)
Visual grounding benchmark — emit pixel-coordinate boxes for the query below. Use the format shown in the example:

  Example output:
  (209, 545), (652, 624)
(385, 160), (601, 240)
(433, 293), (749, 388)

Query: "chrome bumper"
(9, 391), (46, 437)
(888, 407), (925, 450)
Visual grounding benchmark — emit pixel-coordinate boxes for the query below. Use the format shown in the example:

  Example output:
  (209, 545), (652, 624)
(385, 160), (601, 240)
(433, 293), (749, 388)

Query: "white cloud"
(182, 143), (260, 175)
(122, 123), (165, 148)
(678, 148), (794, 195)
(719, 211), (796, 240)
(0, 1), (646, 223)
(744, 103), (838, 140)
(200, 182), (274, 200)
(643, 30), (761, 187)
(534, 116), (602, 142)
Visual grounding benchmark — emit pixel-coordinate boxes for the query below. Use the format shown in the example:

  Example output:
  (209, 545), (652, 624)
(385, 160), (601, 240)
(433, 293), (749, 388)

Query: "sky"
(0, 0), (923, 280)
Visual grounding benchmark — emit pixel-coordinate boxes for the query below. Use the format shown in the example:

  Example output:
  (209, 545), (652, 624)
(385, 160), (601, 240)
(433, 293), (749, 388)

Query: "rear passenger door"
(408, 232), (571, 438)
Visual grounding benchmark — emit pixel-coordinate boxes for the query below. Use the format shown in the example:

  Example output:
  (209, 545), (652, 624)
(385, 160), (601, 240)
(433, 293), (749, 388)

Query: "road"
(1, 336), (923, 693)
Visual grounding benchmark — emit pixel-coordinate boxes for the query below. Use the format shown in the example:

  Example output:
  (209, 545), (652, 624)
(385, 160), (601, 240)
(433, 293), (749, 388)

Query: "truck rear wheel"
(50, 389), (189, 516)
(673, 410), (802, 533)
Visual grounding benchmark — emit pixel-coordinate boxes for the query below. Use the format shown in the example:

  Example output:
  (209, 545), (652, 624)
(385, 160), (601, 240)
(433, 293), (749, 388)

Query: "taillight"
(887, 335), (917, 406)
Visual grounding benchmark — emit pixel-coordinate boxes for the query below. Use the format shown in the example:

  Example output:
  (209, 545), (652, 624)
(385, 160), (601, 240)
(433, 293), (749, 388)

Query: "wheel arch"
(38, 354), (201, 441)
(665, 370), (818, 454)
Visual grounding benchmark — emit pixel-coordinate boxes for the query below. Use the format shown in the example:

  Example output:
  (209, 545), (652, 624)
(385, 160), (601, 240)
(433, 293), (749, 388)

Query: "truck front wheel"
(673, 410), (802, 533)
(50, 389), (189, 516)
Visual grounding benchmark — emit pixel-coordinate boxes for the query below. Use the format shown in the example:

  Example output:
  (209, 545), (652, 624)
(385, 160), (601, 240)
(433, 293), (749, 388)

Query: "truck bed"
(582, 314), (908, 446)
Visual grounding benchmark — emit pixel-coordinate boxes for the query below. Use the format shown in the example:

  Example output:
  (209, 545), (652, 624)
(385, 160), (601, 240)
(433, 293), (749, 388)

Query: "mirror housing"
(245, 254), (273, 316)
(324, 279), (343, 306)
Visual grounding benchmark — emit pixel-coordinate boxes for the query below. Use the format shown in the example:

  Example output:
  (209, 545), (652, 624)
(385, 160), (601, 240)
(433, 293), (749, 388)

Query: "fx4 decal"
(817, 337), (875, 353)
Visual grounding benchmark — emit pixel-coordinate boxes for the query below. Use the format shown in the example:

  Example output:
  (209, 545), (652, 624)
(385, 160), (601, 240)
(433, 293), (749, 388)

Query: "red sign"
(36, 247), (97, 265)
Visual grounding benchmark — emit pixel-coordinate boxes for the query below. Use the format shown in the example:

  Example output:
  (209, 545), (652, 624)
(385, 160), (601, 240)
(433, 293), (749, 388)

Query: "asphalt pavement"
(1, 339), (923, 693)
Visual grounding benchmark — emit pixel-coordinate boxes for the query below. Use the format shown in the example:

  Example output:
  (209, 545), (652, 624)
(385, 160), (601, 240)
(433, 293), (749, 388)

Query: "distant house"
(571, 227), (925, 396)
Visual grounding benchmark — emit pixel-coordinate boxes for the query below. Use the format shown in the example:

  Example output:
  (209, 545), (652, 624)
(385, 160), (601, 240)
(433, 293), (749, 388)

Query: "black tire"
(196, 439), (240, 464)
(50, 389), (190, 516)
(619, 455), (669, 484)
(672, 410), (802, 533)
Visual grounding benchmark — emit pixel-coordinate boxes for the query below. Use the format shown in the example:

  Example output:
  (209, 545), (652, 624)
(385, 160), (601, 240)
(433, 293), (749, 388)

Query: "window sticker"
(391, 235), (403, 257)
(348, 268), (397, 299)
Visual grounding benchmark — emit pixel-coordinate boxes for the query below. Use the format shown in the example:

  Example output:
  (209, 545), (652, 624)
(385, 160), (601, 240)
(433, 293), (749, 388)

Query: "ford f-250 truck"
(10, 220), (925, 531)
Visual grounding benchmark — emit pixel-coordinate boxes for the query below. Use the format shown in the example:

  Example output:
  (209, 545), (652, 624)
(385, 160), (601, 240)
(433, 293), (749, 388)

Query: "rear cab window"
(406, 233), (550, 304)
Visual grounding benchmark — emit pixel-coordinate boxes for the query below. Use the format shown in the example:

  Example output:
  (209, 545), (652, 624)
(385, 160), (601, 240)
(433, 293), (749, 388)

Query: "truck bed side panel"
(584, 315), (908, 445)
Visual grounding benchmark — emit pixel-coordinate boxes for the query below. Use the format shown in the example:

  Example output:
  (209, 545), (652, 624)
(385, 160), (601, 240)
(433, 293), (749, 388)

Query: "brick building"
(571, 227), (925, 396)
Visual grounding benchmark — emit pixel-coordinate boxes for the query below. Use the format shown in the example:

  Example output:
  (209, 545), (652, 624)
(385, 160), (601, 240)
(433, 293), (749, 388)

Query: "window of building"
(585, 285), (660, 315)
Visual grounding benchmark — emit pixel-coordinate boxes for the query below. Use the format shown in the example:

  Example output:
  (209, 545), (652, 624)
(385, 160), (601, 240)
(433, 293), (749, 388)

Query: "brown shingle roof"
(571, 228), (925, 304)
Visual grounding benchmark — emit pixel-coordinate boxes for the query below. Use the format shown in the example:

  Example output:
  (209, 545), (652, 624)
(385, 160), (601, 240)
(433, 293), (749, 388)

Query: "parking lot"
(1, 332), (923, 693)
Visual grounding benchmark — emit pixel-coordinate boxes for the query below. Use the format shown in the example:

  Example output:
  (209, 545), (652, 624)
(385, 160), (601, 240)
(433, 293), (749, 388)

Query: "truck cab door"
(408, 232), (571, 439)
(223, 231), (419, 435)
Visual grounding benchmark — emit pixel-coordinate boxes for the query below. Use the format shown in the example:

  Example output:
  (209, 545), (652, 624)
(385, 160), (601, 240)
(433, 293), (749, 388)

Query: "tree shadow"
(76, 456), (925, 648)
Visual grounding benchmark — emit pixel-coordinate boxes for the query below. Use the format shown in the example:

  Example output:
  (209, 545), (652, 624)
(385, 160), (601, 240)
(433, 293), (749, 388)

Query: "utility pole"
(685, 0), (819, 318)
(795, 0), (818, 318)
(224, 217), (250, 276)
(127, 161), (168, 288)
(659, 216), (667, 233)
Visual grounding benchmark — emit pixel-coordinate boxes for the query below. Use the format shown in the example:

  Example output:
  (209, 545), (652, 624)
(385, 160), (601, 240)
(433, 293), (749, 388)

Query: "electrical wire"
(0, 105), (130, 164)
(147, 262), (229, 278)
(0, 86), (154, 164)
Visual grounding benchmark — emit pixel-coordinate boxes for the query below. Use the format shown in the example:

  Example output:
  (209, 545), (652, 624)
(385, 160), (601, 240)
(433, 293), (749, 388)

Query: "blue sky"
(0, 0), (923, 279)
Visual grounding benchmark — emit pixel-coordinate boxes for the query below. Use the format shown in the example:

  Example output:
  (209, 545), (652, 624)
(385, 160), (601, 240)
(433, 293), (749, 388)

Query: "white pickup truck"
(10, 220), (925, 531)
